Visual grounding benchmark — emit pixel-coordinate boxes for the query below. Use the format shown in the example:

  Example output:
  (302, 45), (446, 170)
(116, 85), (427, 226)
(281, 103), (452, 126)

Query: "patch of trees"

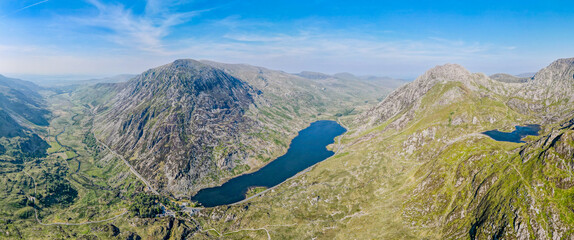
(82, 132), (100, 156)
(40, 180), (78, 206)
(18, 134), (49, 158)
(16, 207), (35, 219)
(128, 194), (162, 218)
(0, 134), (49, 160)
(36, 164), (78, 206)
(128, 193), (182, 218)
(334, 108), (355, 117)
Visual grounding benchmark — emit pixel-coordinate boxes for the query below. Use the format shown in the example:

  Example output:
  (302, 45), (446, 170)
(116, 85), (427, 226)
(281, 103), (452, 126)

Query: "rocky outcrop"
(359, 58), (574, 132)
(464, 115), (574, 239)
(353, 58), (574, 239)
(527, 58), (574, 101)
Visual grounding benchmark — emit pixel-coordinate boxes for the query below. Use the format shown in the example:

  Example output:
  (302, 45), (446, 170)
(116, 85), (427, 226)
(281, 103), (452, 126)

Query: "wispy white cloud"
(74, 0), (205, 54)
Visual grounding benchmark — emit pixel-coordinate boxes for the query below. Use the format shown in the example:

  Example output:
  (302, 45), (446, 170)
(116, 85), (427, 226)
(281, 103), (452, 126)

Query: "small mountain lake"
(482, 124), (541, 143)
(191, 120), (346, 207)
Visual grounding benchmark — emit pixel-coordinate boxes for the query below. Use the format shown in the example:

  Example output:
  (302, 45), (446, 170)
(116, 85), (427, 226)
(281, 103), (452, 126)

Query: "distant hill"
(489, 73), (530, 83)
(21, 74), (136, 87)
(0, 75), (49, 160)
(0, 74), (49, 126)
(333, 72), (410, 89)
(77, 74), (136, 85)
(515, 72), (536, 78)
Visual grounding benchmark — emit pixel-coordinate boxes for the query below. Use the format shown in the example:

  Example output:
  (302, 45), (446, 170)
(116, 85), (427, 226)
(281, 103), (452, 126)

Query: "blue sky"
(1, 0), (573, 78)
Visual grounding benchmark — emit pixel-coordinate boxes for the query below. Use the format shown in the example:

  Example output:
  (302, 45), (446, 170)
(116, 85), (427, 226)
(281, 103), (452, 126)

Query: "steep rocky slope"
(192, 58), (574, 239)
(93, 59), (263, 196)
(90, 59), (391, 197)
(509, 58), (574, 122)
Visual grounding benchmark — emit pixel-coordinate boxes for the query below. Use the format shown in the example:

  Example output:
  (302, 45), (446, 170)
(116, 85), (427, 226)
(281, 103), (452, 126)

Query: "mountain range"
(0, 58), (573, 239)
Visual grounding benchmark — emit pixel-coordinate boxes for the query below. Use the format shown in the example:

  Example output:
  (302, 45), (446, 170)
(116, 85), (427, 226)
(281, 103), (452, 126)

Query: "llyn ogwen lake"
(191, 120), (346, 207)
(482, 124), (541, 143)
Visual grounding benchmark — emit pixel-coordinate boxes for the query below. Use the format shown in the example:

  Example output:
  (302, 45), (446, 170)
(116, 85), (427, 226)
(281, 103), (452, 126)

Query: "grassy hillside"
(186, 62), (574, 239)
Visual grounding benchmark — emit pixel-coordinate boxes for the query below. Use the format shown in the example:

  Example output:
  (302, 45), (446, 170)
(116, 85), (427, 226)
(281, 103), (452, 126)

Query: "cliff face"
(94, 59), (262, 196)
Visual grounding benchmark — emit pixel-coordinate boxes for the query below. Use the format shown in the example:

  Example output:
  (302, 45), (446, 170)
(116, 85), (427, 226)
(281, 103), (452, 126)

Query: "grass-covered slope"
(0, 87), (153, 239)
(189, 60), (574, 239)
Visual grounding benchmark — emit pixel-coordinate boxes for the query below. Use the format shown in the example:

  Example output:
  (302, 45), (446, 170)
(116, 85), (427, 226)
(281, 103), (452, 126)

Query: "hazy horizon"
(1, 58), (542, 82)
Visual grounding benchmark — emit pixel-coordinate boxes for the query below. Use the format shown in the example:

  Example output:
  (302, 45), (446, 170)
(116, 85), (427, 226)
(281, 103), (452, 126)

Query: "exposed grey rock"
(94, 59), (262, 196)
(510, 58), (574, 122)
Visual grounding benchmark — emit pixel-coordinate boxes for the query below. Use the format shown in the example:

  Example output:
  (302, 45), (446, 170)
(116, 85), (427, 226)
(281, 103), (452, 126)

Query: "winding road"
(92, 134), (159, 195)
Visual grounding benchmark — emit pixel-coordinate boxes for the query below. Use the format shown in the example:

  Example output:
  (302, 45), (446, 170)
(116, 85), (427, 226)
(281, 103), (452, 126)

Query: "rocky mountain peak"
(532, 57), (574, 85)
(355, 64), (475, 129)
(416, 63), (472, 85)
(137, 59), (232, 86)
(162, 59), (216, 76)
(94, 59), (260, 195)
(123, 59), (256, 106)
(513, 57), (574, 106)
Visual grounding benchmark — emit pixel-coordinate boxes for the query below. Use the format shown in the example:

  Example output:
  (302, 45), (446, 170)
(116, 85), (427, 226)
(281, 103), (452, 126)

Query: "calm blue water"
(482, 124), (541, 143)
(191, 120), (346, 207)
